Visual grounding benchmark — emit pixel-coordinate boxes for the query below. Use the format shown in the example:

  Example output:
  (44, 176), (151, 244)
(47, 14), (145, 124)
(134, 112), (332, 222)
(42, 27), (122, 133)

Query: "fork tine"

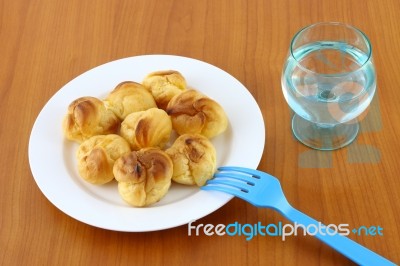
(218, 166), (276, 180)
(218, 166), (263, 176)
(201, 183), (249, 200)
(214, 172), (257, 185)
(206, 179), (250, 192)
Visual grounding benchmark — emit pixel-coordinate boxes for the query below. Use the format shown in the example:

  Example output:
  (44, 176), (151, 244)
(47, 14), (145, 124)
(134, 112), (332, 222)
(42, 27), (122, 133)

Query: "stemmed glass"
(281, 22), (376, 150)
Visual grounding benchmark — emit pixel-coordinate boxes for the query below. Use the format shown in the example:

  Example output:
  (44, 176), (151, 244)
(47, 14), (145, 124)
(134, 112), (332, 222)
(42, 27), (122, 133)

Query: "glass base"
(292, 114), (359, 151)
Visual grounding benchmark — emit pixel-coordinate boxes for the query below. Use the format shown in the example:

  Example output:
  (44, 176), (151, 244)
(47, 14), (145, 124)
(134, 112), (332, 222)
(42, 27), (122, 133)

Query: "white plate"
(28, 55), (265, 232)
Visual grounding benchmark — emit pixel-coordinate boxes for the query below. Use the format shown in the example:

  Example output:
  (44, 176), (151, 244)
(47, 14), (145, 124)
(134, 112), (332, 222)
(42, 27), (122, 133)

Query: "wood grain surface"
(1, 0), (399, 265)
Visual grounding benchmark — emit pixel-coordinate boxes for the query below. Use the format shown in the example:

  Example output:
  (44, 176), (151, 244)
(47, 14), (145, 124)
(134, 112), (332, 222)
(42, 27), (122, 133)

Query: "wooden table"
(1, 0), (399, 265)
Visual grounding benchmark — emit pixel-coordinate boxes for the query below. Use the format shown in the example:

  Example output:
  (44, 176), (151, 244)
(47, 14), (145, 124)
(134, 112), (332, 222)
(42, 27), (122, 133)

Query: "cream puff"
(104, 81), (157, 120)
(63, 96), (120, 143)
(165, 134), (217, 186)
(113, 148), (173, 207)
(119, 108), (172, 150)
(166, 89), (228, 138)
(142, 70), (187, 110)
(76, 134), (131, 184)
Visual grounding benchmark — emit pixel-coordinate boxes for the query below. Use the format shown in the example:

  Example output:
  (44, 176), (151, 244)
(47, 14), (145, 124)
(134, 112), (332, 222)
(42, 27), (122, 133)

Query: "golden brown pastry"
(76, 134), (131, 185)
(104, 81), (157, 120)
(113, 148), (173, 207)
(119, 108), (172, 150)
(63, 96), (120, 143)
(165, 134), (216, 186)
(166, 89), (228, 139)
(142, 70), (187, 110)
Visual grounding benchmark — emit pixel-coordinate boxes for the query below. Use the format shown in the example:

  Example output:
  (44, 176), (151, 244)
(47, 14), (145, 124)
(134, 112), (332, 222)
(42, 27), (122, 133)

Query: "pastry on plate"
(104, 81), (157, 120)
(165, 134), (216, 186)
(166, 89), (228, 139)
(119, 108), (172, 150)
(76, 134), (131, 185)
(113, 148), (173, 207)
(63, 96), (120, 143)
(142, 70), (187, 110)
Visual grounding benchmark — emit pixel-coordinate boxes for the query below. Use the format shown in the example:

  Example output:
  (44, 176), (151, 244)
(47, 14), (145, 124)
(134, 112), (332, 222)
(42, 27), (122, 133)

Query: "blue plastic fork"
(201, 166), (396, 266)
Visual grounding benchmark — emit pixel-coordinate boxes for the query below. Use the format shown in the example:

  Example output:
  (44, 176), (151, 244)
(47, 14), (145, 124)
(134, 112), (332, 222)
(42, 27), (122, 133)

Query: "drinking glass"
(281, 22), (376, 150)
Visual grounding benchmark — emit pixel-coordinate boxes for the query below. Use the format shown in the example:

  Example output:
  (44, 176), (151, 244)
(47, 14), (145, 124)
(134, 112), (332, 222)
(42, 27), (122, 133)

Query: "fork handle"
(283, 206), (396, 266)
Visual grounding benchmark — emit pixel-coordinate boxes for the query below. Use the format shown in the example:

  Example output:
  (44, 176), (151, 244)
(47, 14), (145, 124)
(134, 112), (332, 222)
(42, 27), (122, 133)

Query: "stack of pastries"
(62, 70), (228, 207)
